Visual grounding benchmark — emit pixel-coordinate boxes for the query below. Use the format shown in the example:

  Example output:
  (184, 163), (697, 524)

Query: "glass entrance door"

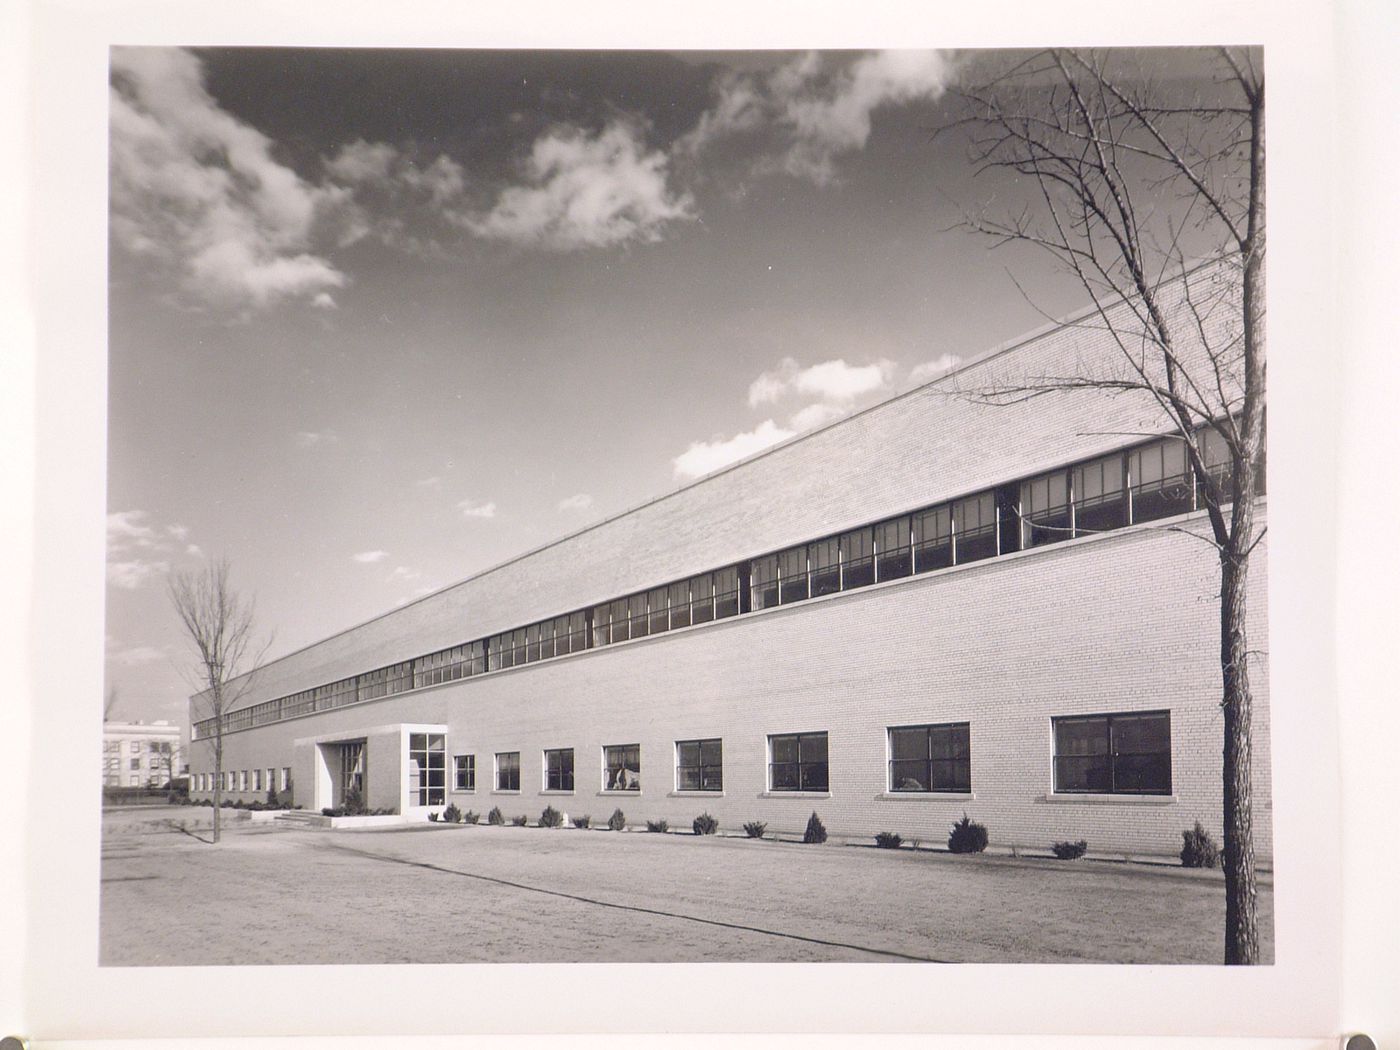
(337, 740), (366, 810)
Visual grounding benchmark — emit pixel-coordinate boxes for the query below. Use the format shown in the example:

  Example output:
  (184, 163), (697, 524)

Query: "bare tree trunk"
(1220, 528), (1258, 963)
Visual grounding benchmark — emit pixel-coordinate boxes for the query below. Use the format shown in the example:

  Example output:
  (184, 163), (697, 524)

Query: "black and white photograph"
(8, 0), (1398, 1042)
(100, 44), (1273, 966)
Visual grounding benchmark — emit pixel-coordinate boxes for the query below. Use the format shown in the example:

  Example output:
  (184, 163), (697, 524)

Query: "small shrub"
(511, 814), (528, 827)
(321, 807), (336, 817)
(1051, 839), (1088, 860)
(646, 819), (669, 833)
(743, 821), (767, 839)
(539, 805), (564, 828)
(428, 811), (439, 822)
(1180, 822), (1220, 868)
(607, 808), (627, 831)
(573, 814), (591, 829)
(802, 811), (827, 844)
(463, 810), (480, 825)
(948, 813), (989, 854)
(266, 786), (279, 807)
(874, 831), (903, 849)
(442, 802), (463, 824)
(693, 812), (719, 835)
(487, 806), (505, 826)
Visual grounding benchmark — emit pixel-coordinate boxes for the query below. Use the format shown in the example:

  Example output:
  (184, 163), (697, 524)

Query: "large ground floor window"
(495, 751), (520, 791)
(544, 748), (575, 791)
(888, 723), (971, 792)
(769, 731), (828, 792)
(453, 754), (476, 791)
(604, 744), (640, 791)
(409, 733), (446, 805)
(675, 738), (723, 791)
(1053, 711), (1171, 795)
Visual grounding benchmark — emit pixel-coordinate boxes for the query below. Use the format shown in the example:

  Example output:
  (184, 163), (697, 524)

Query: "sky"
(104, 46), (1219, 728)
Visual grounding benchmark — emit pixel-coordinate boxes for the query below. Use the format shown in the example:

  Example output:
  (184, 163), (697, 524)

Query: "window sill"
(449, 788), (477, 795)
(491, 790), (521, 796)
(1039, 793), (1177, 805)
(596, 790), (641, 797)
(877, 791), (975, 801)
(668, 790), (724, 798)
(758, 791), (831, 800)
(540, 789), (575, 796)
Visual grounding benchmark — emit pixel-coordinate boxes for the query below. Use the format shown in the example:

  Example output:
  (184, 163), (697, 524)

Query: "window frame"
(494, 750), (521, 792)
(453, 754), (476, 792)
(543, 747), (575, 792)
(409, 732), (447, 806)
(1052, 710), (1173, 796)
(887, 722), (972, 794)
(602, 743), (641, 793)
(675, 738), (723, 793)
(767, 731), (830, 793)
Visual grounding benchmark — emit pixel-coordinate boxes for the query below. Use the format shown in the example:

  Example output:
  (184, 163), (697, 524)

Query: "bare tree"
(942, 47), (1265, 963)
(167, 558), (267, 844)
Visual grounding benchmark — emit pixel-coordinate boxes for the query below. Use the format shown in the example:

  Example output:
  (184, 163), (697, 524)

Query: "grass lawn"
(99, 808), (1274, 965)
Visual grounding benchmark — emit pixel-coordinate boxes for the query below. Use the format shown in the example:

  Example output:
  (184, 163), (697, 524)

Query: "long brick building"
(187, 267), (1270, 858)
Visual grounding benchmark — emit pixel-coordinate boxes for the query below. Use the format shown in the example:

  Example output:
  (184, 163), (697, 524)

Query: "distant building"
(188, 268), (1270, 857)
(103, 720), (182, 788)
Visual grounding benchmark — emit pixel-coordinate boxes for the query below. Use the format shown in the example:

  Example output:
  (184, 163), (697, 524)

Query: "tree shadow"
(163, 819), (214, 845)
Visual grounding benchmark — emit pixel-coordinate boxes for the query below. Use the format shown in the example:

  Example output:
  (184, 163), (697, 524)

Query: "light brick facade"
(189, 267), (1270, 859)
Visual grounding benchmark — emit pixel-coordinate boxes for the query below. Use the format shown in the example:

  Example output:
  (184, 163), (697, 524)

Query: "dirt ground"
(99, 807), (1274, 965)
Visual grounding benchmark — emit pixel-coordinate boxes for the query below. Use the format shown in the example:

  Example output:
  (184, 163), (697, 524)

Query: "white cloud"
(107, 559), (170, 590)
(166, 523), (189, 541)
(672, 420), (794, 480)
(110, 47), (353, 311)
(387, 565), (422, 582)
(788, 401), (849, 431)
(107, 509), (159, 552)
(352, 550), (389, 564)
(416, 476), (442, 488)
(185, 543), (203, 557)
(909, 353), (963, 384)
(458, 499), (498, 519)
(748, 357), (895, 407)
(557, 493), (594, 512)
(465, 122), (694, 250)
(684, 50), (955, 186)
(324, 139), (400, 183)
(294, 429), (338, 448)
(311, 292), (338, 310)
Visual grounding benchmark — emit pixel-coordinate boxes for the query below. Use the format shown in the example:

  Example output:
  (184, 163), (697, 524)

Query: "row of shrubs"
(426, 803), (1223, 868)
(182, 796), (301, 812)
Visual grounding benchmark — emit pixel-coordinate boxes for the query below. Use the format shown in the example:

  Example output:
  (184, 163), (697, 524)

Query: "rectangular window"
(511, 627), (528, 665)
(714, 565), (740, 619)
(129, 757), (140, 771)
(627, 593), (649, 639)
(453, 754), (476, 792)
(538, 618), (556, 660)
(603, 744), (640, 792)
(495, 751), (520, 792)
(130, 741), (140, 753)
(648, 586), (670, 635)
(252, 768), (263, 791)
(750, 555), (779, 611)
(676, 738), (723, 792)
(266, 768), (275, 793)
(238, 770), (247, 791)
(1020, 470), (1071, 549)
(525, 623), (542, 663)
(1199, 424), (1236, 503)
(875, 516), (913, 581)
(544, 748), (575, 791)
(1053, 711), (1172, 795)
(1072, 453), (1127, 534)
(668, 580), (691, 630)
(913, 504), (952, 573)
(840, 526), (876, 590)
(808, 536), (841, 598)
(769, 732), (829, 792)
(1129, 437), (1193, 523)
(778, 547), (809, 604)
(409, 733), (446, 805)
(611, 598), (632, 644)
(888, 723), (971, 792)
(954, 491), (999, 562)
(280, 767), (291, 792)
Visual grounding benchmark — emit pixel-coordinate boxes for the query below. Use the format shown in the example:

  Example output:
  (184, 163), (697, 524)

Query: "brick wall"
(194, 505), (1271, 859)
